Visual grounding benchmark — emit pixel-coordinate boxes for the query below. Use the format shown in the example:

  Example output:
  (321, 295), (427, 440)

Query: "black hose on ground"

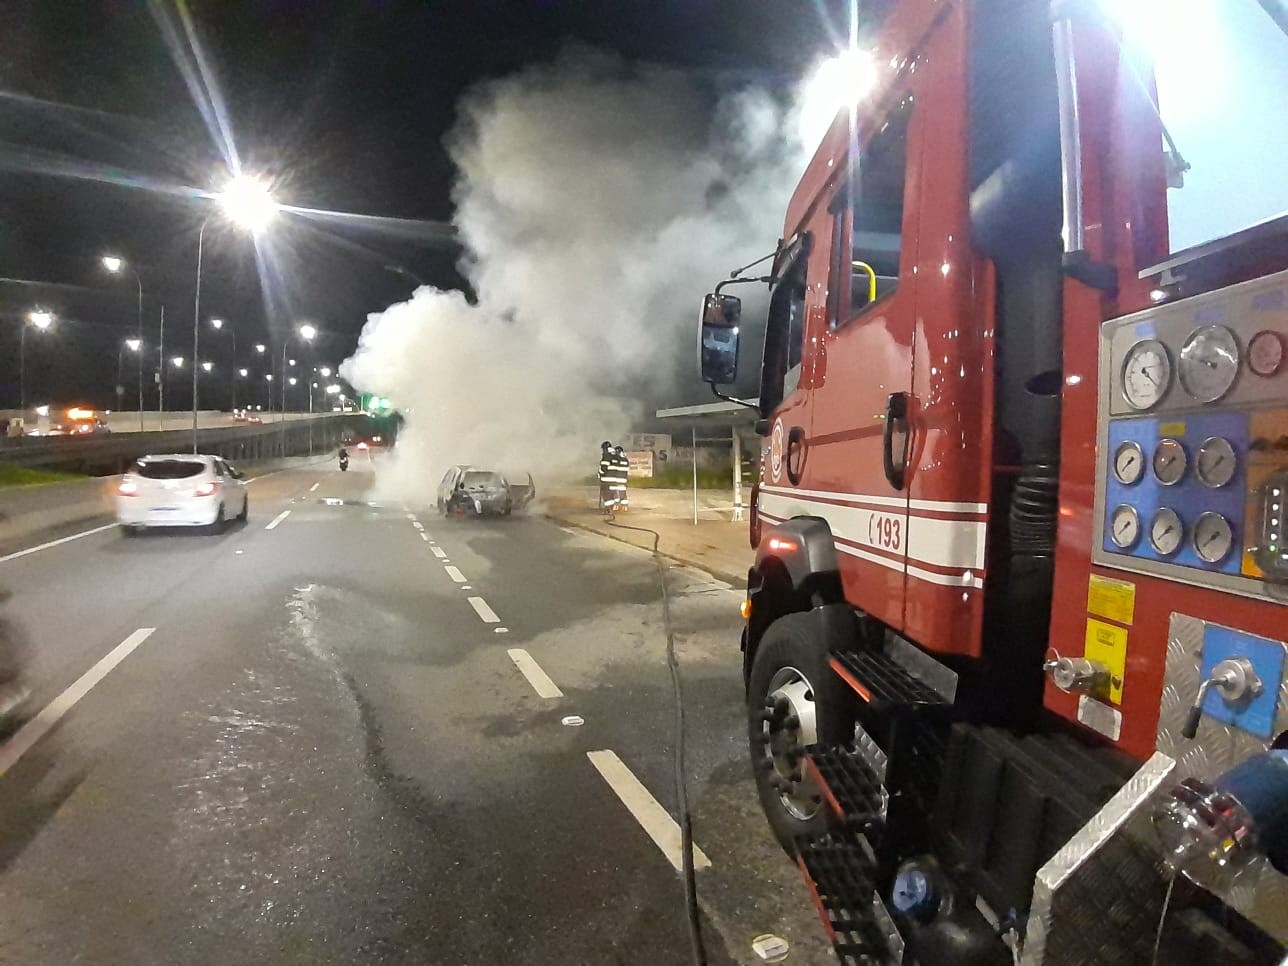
(606, 510), (709, 966)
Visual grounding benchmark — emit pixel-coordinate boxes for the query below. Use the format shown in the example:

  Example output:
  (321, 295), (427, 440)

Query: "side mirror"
(699, 293), (742, 385)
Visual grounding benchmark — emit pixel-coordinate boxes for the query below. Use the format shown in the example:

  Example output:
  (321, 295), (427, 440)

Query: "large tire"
(237, 496), (249, 522)
(747, 611), (854, 856)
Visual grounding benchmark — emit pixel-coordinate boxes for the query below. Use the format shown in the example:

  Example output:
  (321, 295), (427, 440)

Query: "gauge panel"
(1097, 270), (1288, 597)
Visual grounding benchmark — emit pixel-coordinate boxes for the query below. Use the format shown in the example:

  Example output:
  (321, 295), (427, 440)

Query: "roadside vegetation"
(0, 463), (86, 489)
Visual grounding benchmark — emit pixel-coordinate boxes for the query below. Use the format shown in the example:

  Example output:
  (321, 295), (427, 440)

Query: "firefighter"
(598, 441), (619, 515)
(611, 445), (630, 512)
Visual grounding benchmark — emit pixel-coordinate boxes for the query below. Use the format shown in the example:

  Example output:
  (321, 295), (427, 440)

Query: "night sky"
(0, 1), (850, 413)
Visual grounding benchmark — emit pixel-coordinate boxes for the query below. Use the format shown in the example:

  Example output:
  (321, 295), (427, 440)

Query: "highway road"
(0, 459), (831, 964)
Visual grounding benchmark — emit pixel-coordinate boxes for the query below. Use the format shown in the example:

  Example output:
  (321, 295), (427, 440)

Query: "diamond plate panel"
(1020, 753), (1176, 966)
(1158, 612), (1288, 942)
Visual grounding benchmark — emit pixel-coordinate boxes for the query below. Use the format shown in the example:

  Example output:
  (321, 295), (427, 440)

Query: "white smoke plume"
(342, 50), (812, 503)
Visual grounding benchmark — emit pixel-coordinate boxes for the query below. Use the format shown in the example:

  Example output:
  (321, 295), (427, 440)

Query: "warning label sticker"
(1087, 574), (1136, 626)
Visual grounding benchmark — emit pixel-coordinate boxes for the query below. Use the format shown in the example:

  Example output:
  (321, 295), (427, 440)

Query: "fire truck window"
(760, 255), (808, 412)
(846, 100), (911, 320)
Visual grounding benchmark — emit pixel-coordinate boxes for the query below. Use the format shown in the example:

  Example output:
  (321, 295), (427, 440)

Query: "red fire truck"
(699, 1), (1287, 963)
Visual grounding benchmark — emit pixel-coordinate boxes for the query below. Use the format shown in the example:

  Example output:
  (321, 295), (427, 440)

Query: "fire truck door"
(794, 93), (922, 635)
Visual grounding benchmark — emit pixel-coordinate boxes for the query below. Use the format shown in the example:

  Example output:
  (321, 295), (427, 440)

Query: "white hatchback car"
(116, 454), (249, 534)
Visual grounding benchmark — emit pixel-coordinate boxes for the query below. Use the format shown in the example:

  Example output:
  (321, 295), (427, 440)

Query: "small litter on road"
(752, 935), (790, 962)
(561, 715), (584, 727)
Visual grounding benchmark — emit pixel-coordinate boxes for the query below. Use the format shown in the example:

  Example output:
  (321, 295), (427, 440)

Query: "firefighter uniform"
(598, 442), (623, 513)
(611, 446), (630, 511)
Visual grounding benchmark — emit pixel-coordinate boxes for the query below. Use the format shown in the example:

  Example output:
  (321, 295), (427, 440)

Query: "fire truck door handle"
(882, 392), (909, 490)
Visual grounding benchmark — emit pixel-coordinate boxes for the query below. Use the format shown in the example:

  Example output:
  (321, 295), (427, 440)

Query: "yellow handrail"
(852, 260), (877, 305)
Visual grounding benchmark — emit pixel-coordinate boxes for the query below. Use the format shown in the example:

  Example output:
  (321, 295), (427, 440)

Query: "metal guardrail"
(0, 413), (368, 470)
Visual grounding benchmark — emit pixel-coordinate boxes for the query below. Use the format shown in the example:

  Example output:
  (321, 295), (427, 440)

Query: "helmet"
(601, 440), (612, 450)
(615, 446), (625, 455)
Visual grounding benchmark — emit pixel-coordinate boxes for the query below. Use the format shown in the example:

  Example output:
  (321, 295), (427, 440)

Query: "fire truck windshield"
(1114, 0), (1288, 253)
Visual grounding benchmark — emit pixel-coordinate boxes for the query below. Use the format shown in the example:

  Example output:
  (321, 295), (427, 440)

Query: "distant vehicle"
(436, 465), (535, 517)
(40, 407), (110, 435)
(116, 454), (249, 534)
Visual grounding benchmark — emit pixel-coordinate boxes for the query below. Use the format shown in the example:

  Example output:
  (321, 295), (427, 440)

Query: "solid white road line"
(444, 565), (467, 583)
(506, 648), (564, 698)
(265, 509), (291, 530)
(430, 546), (448, 559)
(586, 750), (712, 873)
(0, 523), (119, 565)
(244, 468), (286, 485)
(309, 482), (320, 492)
(0, 628), (156, 778)
(467, 596), (501, 623)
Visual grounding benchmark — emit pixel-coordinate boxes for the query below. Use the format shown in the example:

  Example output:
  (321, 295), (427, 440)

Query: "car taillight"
(194, 481), (220, 497)
(118, 479), (139, 496)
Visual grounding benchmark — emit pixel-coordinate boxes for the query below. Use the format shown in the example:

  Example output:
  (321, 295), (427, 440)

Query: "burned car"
(436, 465), (535, 518)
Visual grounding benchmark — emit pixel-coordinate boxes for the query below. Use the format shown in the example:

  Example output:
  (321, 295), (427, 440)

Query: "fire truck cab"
(700, 1), (1288, 963)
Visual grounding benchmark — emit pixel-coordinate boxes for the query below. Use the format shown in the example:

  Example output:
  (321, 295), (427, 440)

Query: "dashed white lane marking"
(444, 566), (467, 583)
(413, 522), (424, 531)
(506, 648), (563, 698)
(462, 584), (472, 590)
(406, 513), (416, 521)
(265, 509), (291, 530)
(494, 627), (509, 634)
(430, 546), (448, 559)
(0, 523), (118, 564)
(0, 628), (157, 778)
(420, 532), (430, 541)
(309, 482), (320, 492)
(586, 750), (712, 873)
(466, 596), (501, 623)
(559, 526), (579, 536)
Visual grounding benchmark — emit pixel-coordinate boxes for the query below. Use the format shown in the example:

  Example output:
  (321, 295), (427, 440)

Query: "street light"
(288, 377), (298, 386)
(172, 356), (185, 368)
(193, 173), (279, 453)
(208, 317), (237, 410)
(102, 254), (147, 430)
(319, 366), (332, 378)
(201, 360), (214, 372)
(19, 310), (55, 411)
(238, 367), (249, 377)
(116, 338), (143, 411)
(255, 343), (266, 353)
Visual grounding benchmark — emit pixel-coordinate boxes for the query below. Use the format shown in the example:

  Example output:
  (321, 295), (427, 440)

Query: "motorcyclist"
(338, 446), (350, 471)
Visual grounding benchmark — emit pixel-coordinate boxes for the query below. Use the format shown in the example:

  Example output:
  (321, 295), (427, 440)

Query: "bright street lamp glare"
(101, 255), (123, 273)
(255, 343), (266, 353)
(218, 174), (278, 232)
(238, 368), (249, 377)
(298, 323), (317, 341)
(210, 318), (223, 330)
(319, 366), (332, 377)
(797, 47), (878, 146)
(27, 310), (54, 329)
(125, 338), (142, 351)
(326, 384), (340, 394)
(289, 377), (298, 386)
(265, 374), (273, 382)
(201, 361), (214, 372)
(172, 356), (185, 368)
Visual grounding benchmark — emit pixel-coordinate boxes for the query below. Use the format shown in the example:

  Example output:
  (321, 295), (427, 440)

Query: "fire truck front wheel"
(747, 612), (853, 856)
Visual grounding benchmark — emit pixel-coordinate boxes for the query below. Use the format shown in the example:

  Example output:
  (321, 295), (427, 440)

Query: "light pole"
(102, 255), (146, 431)
(116, 338), (142, 413)
(192, 174), (277, 453)
(20, 310), (54, 412)
(279, 324), (315, 451)
(254, 344), (267, 411)
(209, 318), (238, 410)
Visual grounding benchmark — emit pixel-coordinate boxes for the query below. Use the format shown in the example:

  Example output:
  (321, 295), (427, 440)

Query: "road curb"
(544, 512), (745, 587)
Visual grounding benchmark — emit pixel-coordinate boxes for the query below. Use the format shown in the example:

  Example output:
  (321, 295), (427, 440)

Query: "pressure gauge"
(1121, 339), (1172, 410)
(1179, 325), (1240, 402)
(1152, 438), (1187, 485)
(1192, 511), (1235, 564)
(1196, 436), (1237, 488)
(1248, 330), (1285, 377)
(1109, 504), (1141, 549)
(1149, 507), (1184, 556)
(1113, 440), (1145, 485)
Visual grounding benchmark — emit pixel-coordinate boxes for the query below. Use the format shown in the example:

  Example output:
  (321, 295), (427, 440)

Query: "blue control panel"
(1102, 411), (1248, 574)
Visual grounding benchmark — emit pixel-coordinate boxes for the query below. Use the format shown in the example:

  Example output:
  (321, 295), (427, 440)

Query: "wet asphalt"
(0, 461), (833, 965)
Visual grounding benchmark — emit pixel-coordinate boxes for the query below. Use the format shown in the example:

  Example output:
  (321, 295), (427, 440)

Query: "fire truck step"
(829, 648), (946, 711)
(806, 745), (888, 833)
(796, 835), (903, 966)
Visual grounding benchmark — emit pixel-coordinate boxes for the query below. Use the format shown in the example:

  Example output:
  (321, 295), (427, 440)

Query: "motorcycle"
(339, 451), (350, 472)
